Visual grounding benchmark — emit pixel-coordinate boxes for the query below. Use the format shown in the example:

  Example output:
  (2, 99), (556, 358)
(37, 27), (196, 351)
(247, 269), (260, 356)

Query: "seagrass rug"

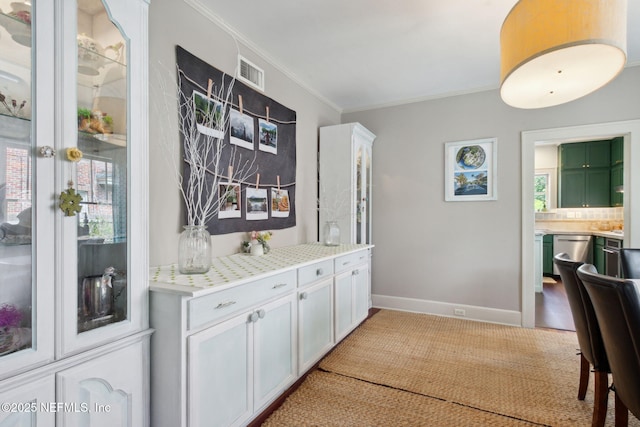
(263, 309), (640, 426)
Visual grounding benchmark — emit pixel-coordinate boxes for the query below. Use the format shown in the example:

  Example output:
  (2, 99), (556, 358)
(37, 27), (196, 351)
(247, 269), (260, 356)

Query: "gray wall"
(343, 66), (640, 318)
(149, 0), (640, 322)
(148, 0), (341, 265)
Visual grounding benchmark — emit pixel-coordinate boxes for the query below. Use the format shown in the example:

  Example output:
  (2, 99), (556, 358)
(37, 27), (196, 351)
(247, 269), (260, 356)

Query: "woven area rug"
(264, 310), (640, 426)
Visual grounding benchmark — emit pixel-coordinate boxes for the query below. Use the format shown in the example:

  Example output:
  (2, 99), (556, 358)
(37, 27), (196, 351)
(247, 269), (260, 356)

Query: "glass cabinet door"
(354, 144), (371, 244)
(0, 0), (34, 357)
(60, 0), (146, 356)
(75, 0), (128, 334)
(0, 0), (55, 374)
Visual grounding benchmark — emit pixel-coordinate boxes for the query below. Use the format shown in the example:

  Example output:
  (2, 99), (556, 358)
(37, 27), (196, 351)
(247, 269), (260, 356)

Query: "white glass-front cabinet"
(0, 0), (149, 423)
(319, 123), (375, 244)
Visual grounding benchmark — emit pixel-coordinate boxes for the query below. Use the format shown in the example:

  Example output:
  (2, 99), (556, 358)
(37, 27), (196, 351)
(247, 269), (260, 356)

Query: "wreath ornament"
(59, 187), (83, 217)
(59, 147), (84, 216)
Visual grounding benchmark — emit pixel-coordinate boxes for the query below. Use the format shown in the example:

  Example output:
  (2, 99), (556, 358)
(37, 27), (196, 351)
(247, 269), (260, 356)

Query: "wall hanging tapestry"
(176, 46), (297, 235)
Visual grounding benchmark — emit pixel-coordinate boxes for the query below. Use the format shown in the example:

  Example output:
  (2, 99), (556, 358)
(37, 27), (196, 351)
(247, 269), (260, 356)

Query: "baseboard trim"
(372, 294), (522, 327)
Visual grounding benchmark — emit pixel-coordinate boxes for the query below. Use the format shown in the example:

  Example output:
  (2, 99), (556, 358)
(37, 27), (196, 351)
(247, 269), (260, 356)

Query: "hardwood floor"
(535, 276), (575, 331)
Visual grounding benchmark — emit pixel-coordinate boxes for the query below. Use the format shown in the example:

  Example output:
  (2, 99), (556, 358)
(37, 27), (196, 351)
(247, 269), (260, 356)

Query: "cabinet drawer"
(298, 259), (334, 287)
(188, 270), (296, 330)
(334, 250), (369, 273)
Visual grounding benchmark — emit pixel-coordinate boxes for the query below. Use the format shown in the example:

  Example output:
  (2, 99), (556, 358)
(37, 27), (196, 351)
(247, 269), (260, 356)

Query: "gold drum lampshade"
(500, 0), (627, 109)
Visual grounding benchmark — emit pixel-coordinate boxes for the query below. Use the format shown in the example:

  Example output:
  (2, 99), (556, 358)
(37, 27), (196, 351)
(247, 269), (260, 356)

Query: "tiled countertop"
(150, 242), (372, 296)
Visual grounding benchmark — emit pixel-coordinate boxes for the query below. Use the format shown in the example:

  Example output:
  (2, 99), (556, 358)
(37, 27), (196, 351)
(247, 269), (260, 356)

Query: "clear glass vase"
(323, 221), (341, 246)
(178, 225), (212, 274)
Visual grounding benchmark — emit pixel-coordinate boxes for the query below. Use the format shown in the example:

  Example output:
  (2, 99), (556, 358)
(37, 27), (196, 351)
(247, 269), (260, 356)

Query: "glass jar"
(178, 225), (212, 274)
(323, 221), (341, 246)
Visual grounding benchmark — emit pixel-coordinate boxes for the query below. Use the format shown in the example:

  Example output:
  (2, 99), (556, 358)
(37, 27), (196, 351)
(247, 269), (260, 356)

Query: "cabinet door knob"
(352, 270), (359, 276)
(39, 146), (56, 158)
(249, 312), (259, 323)
(316, 268), (323, 276)
(300, 292), (308, 300)
(257, 309), (266, 319)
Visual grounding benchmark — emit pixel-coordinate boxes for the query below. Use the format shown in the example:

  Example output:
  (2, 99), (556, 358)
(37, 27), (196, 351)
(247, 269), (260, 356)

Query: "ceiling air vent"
(238, 56), (264, 91)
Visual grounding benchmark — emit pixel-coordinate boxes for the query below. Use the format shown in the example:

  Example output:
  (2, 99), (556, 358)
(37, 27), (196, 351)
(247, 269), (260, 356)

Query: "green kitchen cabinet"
(610, 136), (624, 207)
(593, 236), (605, 273)
(611, 136), (624, 166)
(542, 234), (554, 275)
(560, 167), (610, 208)
(558, 139), (614, 208)
(611, 163), (624, 207)
(560, 140), (611, 169)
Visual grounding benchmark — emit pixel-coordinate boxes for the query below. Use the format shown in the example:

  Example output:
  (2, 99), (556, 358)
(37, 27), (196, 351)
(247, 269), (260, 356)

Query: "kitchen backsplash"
(535, 207), (624, 232)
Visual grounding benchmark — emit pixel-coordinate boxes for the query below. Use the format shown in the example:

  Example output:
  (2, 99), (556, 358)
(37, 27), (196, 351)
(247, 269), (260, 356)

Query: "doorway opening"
(521, 120), (640, 329)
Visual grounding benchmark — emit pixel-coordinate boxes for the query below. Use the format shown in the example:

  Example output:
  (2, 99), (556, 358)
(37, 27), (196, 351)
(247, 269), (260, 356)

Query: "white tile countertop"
(149, 242), (373, 297)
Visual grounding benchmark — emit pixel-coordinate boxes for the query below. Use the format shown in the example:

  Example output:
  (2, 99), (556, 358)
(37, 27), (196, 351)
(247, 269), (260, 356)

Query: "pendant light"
(500, 0), (627, 109)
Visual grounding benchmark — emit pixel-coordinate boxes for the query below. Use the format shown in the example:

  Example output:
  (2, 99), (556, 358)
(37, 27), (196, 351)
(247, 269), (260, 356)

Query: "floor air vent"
(238, 56), (264, 91)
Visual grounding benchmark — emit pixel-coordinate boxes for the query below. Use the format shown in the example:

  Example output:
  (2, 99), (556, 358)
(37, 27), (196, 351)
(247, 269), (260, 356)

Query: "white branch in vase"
(153, 63), (257, 227)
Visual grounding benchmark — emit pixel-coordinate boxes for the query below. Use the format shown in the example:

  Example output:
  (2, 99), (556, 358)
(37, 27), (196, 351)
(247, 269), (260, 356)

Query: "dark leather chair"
(620, 248), (640, 279)
(578, 264), (640, 425)
(553, 254), (610, 426)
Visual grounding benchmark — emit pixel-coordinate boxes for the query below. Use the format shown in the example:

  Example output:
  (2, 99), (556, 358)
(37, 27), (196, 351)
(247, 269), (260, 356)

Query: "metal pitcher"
(81, 273), (113, 319)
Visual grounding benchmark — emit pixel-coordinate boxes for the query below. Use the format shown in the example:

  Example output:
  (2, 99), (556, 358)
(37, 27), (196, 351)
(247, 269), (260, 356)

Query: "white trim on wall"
(521, 120), (640, 328)
(372, 294), (522, 326)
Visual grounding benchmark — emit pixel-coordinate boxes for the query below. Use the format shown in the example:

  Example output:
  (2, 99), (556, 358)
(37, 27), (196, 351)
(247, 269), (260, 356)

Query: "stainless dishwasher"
(553, 235), (593, 275)
(604, 238), (622, 277)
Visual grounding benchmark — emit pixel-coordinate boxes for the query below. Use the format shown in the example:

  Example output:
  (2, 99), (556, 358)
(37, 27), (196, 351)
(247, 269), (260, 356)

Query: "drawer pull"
(272, 283), (288, 289)
(316, 268), (324, 276)
(342, 261), (350, 266)
(215, 301), (237, 309)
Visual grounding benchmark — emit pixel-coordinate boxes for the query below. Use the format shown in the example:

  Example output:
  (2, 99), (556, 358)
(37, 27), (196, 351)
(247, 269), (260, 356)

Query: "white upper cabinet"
(319, 123), (375, 244)
(0, 0), (148, 376)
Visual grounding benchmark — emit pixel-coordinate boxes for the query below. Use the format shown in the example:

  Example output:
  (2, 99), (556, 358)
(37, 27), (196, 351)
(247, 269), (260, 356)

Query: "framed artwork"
(444, 137), (497, 201)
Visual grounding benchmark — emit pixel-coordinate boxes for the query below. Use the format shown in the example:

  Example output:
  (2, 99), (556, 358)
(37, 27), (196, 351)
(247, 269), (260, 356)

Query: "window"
(534, 173), (549, 212)
(76, 156), (118, 241)
(3, 146), (31, 223)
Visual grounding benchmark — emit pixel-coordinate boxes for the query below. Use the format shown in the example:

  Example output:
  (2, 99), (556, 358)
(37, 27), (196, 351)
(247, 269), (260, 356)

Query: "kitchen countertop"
(535, 229), (624, 240)
(149, 242), (373, 297)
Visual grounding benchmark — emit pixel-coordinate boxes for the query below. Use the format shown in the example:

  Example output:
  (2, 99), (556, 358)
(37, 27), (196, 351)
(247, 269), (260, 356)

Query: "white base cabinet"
(0, 332), (151, 427)
(150, 244), (372, 427)
(56, 337), (150, 427)
(0, 376), (55, 427)
(188, 294), (297, 427)
(334, 251), (371, 342)
(298, 278), (334, 374)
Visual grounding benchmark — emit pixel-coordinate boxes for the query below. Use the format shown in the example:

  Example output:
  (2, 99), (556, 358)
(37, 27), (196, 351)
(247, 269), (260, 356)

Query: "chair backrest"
(553, 253), (609, 371)
(577, 264), (640, 418)
(620, 248), (640, 279)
